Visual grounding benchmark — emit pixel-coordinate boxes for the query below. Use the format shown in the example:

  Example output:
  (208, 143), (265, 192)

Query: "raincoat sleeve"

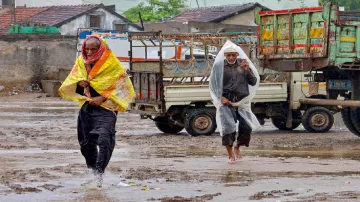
(246, 69), (257, 86)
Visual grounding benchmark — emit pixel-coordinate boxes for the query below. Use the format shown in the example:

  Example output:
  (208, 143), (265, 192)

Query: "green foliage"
(319, 0), (360, 11)
(123, 0), (187, 22)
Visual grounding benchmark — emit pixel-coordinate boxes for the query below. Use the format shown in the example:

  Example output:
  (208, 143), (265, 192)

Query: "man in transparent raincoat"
(210, 41), (260, 164)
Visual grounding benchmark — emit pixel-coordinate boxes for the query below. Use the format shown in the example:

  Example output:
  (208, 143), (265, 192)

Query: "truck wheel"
(341, 107), (360, 137)
(302, 107), (334, 133)
(154, 117), (184, 134)
(271, 118), (301, 130)
(271, 111), (301, 131)
(185, 108), (216, 136)
(350, 107), (360, 137)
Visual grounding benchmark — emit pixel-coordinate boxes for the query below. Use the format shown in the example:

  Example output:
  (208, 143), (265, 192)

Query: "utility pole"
(195, 0), (200, 8)
(12, 0), (16, 24)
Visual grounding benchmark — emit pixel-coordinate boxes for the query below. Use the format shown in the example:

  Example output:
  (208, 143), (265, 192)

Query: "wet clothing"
(223, 59), (257, 102)
(77, 101), (117, 174)
(76, 82), (117, 174)
(222, 106), (252, 147)
(221, 59), (256, 146)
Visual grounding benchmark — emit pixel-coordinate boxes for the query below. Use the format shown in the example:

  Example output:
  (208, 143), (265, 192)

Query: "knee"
(80, 138), (97, 148)
(98, 134), (115, 149)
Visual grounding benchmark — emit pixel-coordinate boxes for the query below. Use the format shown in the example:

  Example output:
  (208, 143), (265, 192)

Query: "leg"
(80, 135), (99, 170)
(89, 107), (117, 187)
(222, 132), (236, 164)
(233, 144), (242, 160)
(95, 133), (116, 174)
(235, 115), (252, 160)
(78, 105), (98, 170)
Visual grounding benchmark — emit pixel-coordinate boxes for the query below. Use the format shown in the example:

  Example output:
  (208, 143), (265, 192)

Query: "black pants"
(77, 102), (117, 174)
(222, 107), (252, 147)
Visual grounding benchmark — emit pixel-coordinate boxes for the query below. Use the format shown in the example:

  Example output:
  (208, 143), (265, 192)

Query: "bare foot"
(228, 157), (236, 164)
(234, 147), (243, 160)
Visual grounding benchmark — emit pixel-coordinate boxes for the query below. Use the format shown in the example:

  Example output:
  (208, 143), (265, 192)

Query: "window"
(90, 15), (101, 28)
(114, 24), (128, 31)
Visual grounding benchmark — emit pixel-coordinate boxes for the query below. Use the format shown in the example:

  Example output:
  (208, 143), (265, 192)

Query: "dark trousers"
(222, 107), (252, 147)
(77, 102), (117, 174)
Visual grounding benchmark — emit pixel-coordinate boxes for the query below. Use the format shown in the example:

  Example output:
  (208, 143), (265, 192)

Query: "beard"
(226, 59), (237, 65)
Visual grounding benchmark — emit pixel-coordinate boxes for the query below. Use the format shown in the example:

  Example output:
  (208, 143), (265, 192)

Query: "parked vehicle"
(255, 2), (360, 137)
(127, 32), (336, 136)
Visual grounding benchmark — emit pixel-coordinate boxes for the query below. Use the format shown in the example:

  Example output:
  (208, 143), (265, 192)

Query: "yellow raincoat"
(58, 48), (135, 112)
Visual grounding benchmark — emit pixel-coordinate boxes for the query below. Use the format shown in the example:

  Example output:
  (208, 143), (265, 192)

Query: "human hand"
(89, 96), (106, 106)
(240, 59), (250, 72)
(221, 97), (232, 106)
(78, 80), (90, 88)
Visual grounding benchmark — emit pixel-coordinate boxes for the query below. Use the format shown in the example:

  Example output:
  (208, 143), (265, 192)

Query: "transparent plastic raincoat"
(209, 41), (261, 136)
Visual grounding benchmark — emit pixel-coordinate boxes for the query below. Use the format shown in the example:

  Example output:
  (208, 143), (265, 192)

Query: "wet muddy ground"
(1, 93), (360, 202)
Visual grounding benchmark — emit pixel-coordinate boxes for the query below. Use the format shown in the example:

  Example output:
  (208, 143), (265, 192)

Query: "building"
(169, 3), (268, 26)
(0, 4), (142, 35)
(144, 21), (257, 34)
(144, 3), (267, 34)
(144, 3), (269, 34)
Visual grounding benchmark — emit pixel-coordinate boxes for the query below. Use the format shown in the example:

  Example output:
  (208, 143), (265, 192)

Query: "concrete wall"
(59, 8), (140, 35)
(0, 35), (77, 89)
(59, 15), (88, 36)
(221, 9), (257, 26)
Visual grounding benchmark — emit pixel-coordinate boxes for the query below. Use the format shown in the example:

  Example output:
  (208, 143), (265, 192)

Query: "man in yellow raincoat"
(59, 36), (135, 187)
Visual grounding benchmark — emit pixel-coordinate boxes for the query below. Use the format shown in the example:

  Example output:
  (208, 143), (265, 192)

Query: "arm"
(246, 69), (257, 86)
(240, 59), (257, 86)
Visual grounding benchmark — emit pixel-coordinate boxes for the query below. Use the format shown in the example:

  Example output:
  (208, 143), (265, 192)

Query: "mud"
(1, 93), (360, 201)
(150, 193), (222, 202)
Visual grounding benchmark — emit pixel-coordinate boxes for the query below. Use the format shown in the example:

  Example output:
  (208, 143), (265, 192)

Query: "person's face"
(224, 52), (239, 64)
(85, 41), (100, 57)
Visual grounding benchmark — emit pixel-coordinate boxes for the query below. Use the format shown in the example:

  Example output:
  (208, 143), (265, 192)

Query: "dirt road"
(1, 93), (360, 202)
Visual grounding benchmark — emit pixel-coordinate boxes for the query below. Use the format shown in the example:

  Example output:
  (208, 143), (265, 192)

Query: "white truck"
(127, 32), (337, 136)
(76, 30), (336, 136)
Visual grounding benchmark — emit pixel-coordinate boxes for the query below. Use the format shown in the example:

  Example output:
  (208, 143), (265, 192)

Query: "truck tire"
(341, 107), (360, 137)
(271, 118), (301, 130)
(350, 107), (360, 137)
(154, 117), (184, 134)
(302, 107), (334, 133)
(185, 108), (216, 136)
(271, 111), (301, 131)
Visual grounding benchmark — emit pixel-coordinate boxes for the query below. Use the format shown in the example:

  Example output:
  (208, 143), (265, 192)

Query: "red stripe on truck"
(259, 7), (322, 15)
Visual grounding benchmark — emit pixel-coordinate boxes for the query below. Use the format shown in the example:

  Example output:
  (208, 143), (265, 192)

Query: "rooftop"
(170, 3), (268, 23)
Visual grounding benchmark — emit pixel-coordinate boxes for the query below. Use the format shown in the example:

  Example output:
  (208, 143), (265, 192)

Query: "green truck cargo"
(255, 2), (360, 137)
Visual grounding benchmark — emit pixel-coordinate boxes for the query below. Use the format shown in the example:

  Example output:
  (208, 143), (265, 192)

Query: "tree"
(319, 0), (360, 11)
(123, 0), (187, 22)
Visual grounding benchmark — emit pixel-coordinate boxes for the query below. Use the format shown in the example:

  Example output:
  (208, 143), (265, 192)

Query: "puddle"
(153, 146), (360, 160)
